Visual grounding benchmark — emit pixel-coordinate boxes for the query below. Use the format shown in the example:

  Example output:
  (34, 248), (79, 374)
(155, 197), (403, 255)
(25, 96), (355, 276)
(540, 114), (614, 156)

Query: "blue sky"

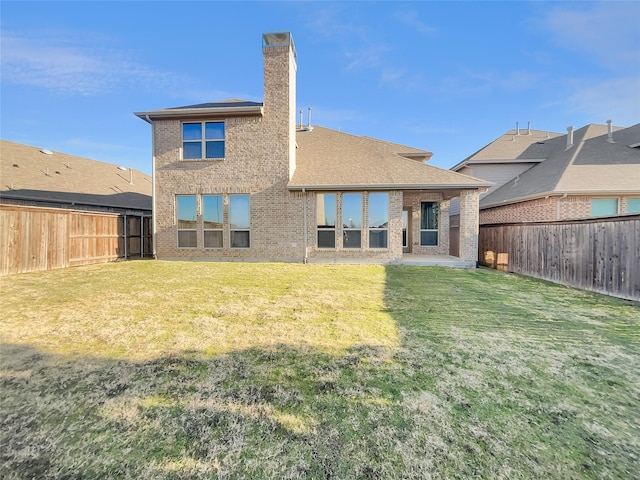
(2, 1), (639, 175)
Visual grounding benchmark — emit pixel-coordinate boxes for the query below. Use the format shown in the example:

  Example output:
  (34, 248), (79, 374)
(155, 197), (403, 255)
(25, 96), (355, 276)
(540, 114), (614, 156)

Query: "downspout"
(146, 114), (157, 259)
(302, 188), (308, 264)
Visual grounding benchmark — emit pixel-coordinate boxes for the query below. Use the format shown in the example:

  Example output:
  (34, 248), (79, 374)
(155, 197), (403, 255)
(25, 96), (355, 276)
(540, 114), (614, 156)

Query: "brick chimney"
(262, 32), (297, 179)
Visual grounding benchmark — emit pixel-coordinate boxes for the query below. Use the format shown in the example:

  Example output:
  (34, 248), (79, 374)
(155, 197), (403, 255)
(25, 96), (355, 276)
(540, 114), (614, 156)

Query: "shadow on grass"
(2, 266), (638, 479)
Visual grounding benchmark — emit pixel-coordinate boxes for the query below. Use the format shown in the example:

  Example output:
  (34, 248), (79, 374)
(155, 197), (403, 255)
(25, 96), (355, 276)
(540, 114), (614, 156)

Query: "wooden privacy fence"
(0, 205), (151, 275)
(479, 215), (640, 301)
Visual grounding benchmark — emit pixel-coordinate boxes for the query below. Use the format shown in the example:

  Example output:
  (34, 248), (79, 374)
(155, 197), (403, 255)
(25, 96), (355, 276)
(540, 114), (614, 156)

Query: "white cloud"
(0, 31), (181, 96)
(393, 10), (437, 35)
(564, 77), (640, 126)
(535, 1), (640, 70)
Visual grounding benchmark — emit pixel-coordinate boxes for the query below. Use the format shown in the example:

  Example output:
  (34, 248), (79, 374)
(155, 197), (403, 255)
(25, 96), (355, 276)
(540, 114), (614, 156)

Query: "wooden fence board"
(1, 205), (151, 275)
(479, 216), (640, 301)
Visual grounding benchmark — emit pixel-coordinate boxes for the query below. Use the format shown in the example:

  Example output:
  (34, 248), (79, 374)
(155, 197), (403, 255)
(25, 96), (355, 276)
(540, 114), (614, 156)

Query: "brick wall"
(153, 42), (305, 261)
(480, 195), (639, 225)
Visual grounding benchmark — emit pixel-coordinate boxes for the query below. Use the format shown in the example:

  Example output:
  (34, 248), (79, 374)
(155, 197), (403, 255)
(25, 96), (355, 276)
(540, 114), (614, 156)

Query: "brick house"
(451, 123), (640, 226)
(135, 32), (489, 265)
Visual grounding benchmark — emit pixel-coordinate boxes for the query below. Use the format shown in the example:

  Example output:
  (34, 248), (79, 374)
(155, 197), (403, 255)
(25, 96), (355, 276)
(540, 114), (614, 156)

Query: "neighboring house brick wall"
(480, 195), (639, 225)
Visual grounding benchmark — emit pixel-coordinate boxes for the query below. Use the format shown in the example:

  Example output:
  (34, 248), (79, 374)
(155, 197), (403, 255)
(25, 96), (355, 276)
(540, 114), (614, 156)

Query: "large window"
(229, 195), (250, 248)
(420, 202), (439, 246)
(368, 193), (389, 248)
(183, 122), (225, 159)
(591, 198), (618, 217)
(176, 195), (197, 248)
(343, 193), (362, 248)
(202, 195), (223, 248)
(317, 193), (336, 248)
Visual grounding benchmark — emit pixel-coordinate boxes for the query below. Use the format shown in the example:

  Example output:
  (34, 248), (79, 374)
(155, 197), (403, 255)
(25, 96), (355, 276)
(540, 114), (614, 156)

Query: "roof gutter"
(287, 182), (492, 192)
(134, 105), (264, 122)
(481, 189), (640, 210)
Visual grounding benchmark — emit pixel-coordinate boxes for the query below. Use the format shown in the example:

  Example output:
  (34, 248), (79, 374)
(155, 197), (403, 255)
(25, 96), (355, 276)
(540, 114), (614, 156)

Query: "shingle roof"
(451, 128), (564, 170)
(168, 99), (263, 110)
(0, 140), (152, 211)
(480, 123), (640, 208)
(290, 126), (490, 192)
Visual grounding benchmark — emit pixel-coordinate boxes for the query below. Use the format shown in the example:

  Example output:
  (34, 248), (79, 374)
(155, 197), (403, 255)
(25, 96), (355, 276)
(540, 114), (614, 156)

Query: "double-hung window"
(420, 202), (439, 246)
(176, 195), (197, 248)
(202, 195), (223, 248)
(368, 193), (389, 248)
(342, 193), (362, 248)
(229, 195), (250, 248)
(317, 193), (336, 248)
(182, 122), (225, 159)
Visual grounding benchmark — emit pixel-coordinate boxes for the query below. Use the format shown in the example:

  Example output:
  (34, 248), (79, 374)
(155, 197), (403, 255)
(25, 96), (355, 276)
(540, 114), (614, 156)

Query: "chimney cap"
(263, 32), (296, 60)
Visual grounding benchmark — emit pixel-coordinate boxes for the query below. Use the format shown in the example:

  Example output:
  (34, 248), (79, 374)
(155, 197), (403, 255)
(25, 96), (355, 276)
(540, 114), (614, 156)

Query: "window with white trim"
(342, 193), (362, 248)
(317, 193), (336, 248)
(229, 195), (250, 248)
(176, 195), (197, 248)
(182, 122), (225, 159)
(368, 193), (389, 248)
(420, 202), (439, 246)
(202, 195), (223, 248)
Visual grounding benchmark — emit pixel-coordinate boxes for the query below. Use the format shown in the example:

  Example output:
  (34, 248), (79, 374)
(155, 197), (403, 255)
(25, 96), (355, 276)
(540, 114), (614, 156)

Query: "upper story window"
(182, 122), (225, 159)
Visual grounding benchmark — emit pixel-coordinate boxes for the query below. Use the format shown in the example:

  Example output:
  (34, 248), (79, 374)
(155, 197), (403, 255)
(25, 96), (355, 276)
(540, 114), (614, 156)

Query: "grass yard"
(1, 261), (639, 479)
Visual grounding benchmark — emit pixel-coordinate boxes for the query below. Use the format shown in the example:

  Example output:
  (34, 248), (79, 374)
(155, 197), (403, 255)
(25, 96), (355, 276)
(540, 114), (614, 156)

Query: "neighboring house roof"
(480, 123), (640, 208)
(290, 126), (491, 193)
(450, 128), (564, 171)
(0, 139), (152, 212)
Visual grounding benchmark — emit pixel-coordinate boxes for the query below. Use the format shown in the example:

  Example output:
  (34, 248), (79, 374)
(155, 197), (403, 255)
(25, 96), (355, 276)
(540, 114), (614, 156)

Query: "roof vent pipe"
(566, 126), (574, 150)
(307, 107), (312, 128)
(516, 121), (520, 135)
(527, 121), (531, 135)
(299, 110), (303, 128)
(607, 119), (614, 143)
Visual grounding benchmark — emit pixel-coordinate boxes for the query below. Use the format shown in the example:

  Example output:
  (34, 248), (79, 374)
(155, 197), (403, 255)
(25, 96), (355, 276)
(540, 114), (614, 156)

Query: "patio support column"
(459, 189), (479, 263)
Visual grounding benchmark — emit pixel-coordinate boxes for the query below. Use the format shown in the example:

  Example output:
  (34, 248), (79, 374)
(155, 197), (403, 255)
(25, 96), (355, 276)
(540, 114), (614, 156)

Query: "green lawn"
(1, 261), (638, 479)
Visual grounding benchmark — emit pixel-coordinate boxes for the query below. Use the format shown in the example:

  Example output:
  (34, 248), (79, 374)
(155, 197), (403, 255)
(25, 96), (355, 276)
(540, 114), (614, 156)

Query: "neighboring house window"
(317, 193), (336, 248)
(627, 198), (640, 214)
(368, 192), (389, 248)
(342, 193), (362, 248)
(420, 202), (439, 246)
(176, 195), (197, 248)
(203, 195), (223, 248)
(229, 195), (250, 248)
(591, 198), (618, 217)
(182, 122), (225, 159)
